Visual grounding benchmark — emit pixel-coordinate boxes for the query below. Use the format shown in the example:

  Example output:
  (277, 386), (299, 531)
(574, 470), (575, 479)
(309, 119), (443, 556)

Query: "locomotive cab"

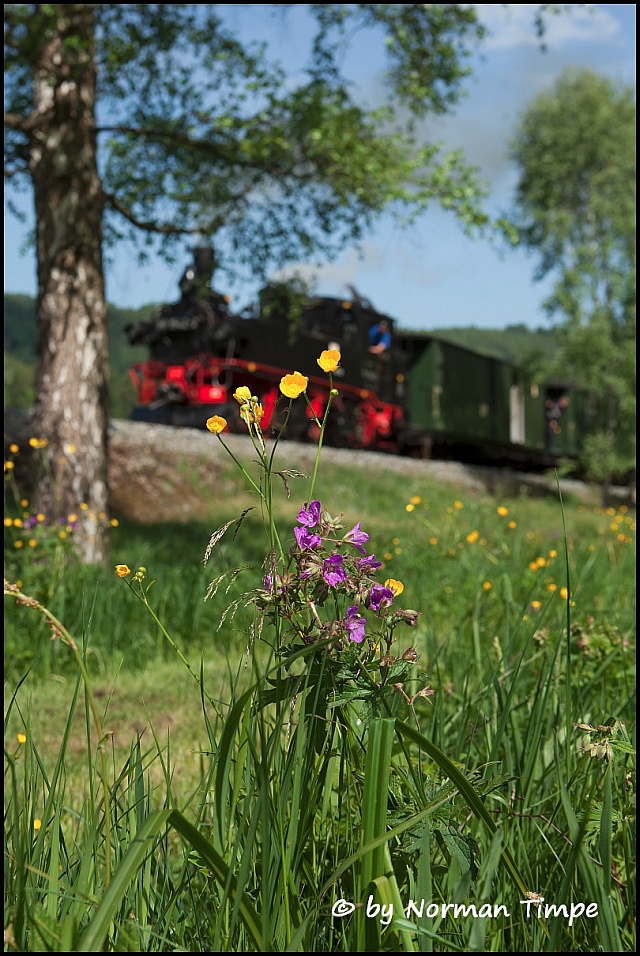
(260, 292), (405, 407)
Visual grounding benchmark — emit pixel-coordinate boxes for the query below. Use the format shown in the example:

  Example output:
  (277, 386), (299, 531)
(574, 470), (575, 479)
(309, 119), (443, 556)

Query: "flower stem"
(307, 376), (336, 503)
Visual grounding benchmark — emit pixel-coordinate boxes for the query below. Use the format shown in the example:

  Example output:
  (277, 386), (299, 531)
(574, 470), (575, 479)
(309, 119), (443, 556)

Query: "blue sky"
(3, 4), (636, 331)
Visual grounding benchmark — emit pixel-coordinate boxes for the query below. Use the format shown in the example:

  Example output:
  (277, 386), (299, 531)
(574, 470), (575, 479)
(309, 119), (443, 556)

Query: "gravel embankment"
(5, 410), (629, 524)
(106, 420), (619, 519)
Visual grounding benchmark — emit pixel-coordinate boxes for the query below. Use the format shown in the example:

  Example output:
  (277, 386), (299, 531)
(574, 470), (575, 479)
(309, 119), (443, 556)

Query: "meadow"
(4, 409), (636, 952)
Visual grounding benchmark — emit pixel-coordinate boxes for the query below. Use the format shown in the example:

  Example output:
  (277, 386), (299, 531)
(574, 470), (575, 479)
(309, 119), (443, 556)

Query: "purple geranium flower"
(343, 522), (369, 554)
(323, 554), (347, 587)
(368, 584), (395, 611)
(294, 526), (322, 550)
(345, 605), (366, 643)
(357, 554), (382, 572)
(297, 500), (321, 528)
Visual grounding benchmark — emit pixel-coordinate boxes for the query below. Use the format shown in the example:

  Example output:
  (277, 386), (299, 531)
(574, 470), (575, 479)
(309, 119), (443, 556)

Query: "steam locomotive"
(125, 247), (593, 470)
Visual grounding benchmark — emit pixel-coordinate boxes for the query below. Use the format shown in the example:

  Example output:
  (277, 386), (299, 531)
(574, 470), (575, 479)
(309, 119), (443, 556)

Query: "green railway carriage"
(395, 330), (591, 468)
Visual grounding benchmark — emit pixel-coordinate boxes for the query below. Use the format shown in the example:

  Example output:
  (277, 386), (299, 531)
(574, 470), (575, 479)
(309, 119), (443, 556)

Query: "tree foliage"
(508, 68), (636, 486)
(5, 3), (493, 279)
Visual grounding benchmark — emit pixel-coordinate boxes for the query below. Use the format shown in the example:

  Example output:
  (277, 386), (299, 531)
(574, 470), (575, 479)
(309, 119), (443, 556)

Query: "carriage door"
(509, 382), (526, 444)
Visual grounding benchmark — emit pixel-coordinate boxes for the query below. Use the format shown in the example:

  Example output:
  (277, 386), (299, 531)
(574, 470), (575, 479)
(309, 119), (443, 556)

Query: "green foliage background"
(4, 294), (151, 419)
(508, 68), (636, 485)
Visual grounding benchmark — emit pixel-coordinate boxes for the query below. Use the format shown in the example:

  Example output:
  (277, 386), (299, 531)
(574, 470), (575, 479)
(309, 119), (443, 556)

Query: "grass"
(4, 446), (636, 952)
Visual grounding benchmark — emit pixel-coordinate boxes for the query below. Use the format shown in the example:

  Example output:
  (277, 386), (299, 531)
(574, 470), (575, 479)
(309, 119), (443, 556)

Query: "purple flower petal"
(345, 605), (366, 643)
(295, 526), (322, 550)
(344, 522), (369, 554)
(368, 584), (395, 612)
(323, 553), (347, 587)
(357, 554), (382, 572)
(297, 500), (321, 528)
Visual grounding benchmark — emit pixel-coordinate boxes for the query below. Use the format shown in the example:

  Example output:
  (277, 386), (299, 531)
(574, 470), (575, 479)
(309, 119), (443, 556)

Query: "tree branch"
(103, 189), (225, 236)
(96, 124), (242, 165)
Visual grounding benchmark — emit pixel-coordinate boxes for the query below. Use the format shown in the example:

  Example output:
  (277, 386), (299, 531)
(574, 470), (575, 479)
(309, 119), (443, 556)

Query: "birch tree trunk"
(29, 4), (109, 564)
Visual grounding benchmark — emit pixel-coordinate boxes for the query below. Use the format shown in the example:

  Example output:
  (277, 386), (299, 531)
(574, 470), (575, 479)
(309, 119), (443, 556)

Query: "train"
(124, 247), (595, 471)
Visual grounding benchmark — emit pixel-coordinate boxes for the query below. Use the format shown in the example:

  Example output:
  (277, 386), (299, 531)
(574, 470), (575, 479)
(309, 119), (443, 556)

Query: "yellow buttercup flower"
(115, 564), (131, 578)
(33, 819), (42, 831)
(206, 415), (227, 434)
(466, 530), (479, 543)
(9, 444), (19, 454)
(497, 506), (509, 516)
(482, 581), (492, 591)
(317, 349), (341, 373)
(233, 386), (252, 405)
(279, 371), (308, 399)
(384, 578), (404, 597)
(17, 733), (26, 744)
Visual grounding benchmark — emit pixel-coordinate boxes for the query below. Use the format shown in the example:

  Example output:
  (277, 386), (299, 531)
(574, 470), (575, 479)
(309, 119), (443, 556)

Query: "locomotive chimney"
(179, 245), (215, 300)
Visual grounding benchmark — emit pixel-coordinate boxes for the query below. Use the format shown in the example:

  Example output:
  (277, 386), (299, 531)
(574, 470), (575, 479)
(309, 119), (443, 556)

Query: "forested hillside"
(4, 294), (152, 418)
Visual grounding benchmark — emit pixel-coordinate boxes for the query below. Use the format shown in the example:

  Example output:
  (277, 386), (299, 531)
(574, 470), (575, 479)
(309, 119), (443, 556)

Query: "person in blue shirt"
(368, 318), (392, 355)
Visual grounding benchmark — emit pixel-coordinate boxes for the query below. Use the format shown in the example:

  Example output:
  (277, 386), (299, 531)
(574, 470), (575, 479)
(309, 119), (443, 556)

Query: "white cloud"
(477, 4), (621, 50)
